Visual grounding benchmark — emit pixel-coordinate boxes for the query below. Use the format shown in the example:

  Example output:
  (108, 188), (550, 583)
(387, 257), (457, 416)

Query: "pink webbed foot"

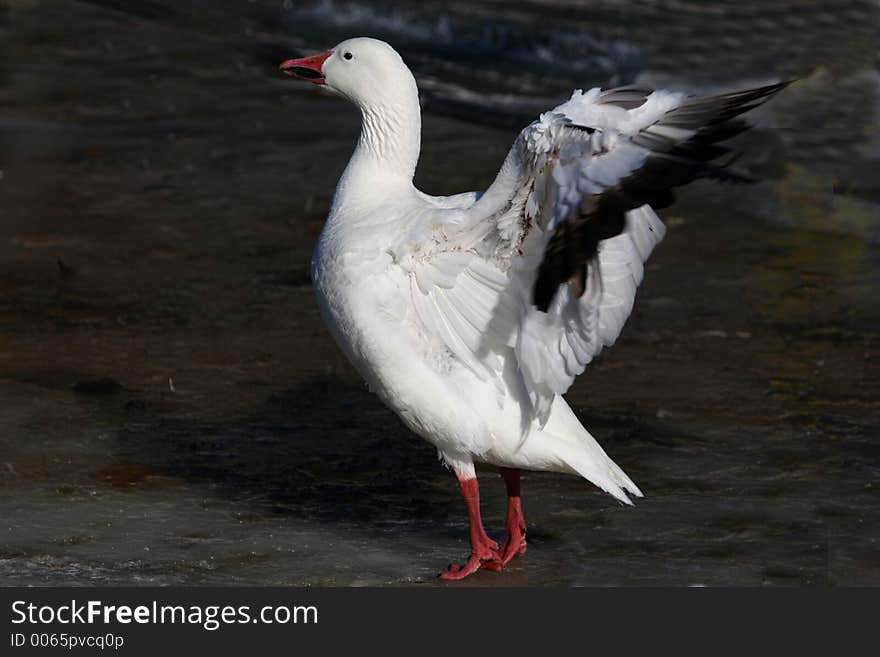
(498, 511), (527, 564)
(483, 468), (527, 571)
(438, 473), (502, 580)
(439, 537), (501, 580)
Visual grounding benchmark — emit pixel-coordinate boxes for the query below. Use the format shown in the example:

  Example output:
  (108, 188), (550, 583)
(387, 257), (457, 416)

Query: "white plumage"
(280, 37), (786, 578)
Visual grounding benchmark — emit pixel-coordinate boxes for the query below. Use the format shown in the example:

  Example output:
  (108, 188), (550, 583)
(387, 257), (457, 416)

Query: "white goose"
(280, 38), (787, 579)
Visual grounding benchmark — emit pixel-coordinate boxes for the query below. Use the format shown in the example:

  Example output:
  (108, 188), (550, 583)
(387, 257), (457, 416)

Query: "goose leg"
(488, 467), (526, 568)
(439, 474), (501, 580)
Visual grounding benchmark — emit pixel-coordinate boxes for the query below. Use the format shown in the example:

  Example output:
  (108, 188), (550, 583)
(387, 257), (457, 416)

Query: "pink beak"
(279, 50), (333, 85)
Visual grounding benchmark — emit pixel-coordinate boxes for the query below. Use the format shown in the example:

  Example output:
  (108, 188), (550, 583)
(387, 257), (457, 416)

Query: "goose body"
(281, 38), (787, 578)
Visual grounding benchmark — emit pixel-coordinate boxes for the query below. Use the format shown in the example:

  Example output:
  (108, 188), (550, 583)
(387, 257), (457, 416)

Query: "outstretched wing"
(406, 82), (788, 424)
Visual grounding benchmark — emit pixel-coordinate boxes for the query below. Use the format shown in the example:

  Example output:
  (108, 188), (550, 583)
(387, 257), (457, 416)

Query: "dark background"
(0, 0), (878, 585)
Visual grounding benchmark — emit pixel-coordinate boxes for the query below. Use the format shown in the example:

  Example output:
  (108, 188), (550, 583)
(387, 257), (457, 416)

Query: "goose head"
(280, 37), (418, 111)
(280, 38), (422, 182)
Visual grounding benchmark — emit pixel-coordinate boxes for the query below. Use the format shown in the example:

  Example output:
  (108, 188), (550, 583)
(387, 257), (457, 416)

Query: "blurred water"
(0, 0), (878, 586)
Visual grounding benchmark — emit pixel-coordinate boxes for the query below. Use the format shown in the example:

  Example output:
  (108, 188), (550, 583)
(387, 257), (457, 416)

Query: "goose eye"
(343, 52), (353, 60)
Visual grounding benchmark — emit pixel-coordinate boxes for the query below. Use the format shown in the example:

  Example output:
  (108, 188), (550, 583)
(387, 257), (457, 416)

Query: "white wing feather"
(399, 89), (681, 426)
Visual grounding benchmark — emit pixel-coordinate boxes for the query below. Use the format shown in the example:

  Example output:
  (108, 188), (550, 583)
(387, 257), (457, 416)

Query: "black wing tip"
(532, 276), (554, 312)
(743, 79), (796, 96)
(703, 79), (795, 101)
(736, 79), (795, 107)
(764, 78), (799, 91)
(530, 79), (795, 315)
